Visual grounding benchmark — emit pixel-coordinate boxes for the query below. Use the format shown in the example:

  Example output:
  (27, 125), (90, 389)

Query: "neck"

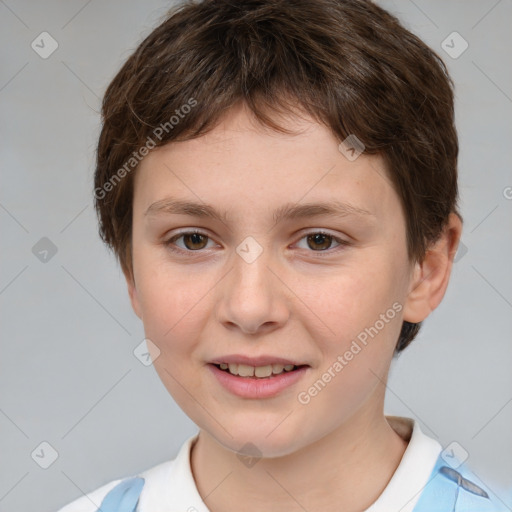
(190, 408), (409, 512)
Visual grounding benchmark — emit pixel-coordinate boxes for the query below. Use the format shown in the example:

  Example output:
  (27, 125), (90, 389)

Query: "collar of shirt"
(136, 415), (442, 512)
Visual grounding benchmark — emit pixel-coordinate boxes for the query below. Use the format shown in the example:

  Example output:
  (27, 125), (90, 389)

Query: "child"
(58, 0), (506, 510)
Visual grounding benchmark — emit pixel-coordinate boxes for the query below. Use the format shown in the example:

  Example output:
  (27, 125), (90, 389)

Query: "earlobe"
(402, 213), (463, 323)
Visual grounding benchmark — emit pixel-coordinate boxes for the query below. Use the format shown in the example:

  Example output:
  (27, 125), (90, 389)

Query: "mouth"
(207, 358), (310, 399)
(211, 362), (308, 378)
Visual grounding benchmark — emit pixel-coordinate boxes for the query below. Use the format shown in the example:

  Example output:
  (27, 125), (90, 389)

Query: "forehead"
(134, 104), (402, 225)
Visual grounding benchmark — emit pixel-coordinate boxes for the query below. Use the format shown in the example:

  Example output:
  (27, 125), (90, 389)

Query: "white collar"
(138, 415), (442, 511)
(364, 416), (442, 512)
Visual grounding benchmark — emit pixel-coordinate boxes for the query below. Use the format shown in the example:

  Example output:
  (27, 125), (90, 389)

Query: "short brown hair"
(94, 0), (460, 353)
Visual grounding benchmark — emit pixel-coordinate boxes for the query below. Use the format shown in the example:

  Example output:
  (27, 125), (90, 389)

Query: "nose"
(215, 244), (290, 335)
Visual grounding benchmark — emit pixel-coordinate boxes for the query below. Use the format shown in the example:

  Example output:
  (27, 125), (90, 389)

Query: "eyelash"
(163, 229), (350, 257)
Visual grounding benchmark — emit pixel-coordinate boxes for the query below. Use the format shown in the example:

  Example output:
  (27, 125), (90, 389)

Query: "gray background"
(0, 1), (511, 510)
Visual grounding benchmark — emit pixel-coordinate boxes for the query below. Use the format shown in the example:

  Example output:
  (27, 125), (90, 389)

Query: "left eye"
(295, 232), (345, 252)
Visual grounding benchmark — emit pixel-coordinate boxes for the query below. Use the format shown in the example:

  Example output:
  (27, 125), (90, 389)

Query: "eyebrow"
(144, 197), (375, 224)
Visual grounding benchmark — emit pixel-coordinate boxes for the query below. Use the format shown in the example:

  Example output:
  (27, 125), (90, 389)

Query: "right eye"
(164, 230), (218, 253)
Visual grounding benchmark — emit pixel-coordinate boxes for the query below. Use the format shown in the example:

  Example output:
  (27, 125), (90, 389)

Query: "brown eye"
(165, 231), (214, 252)
(295, 231), (348, 254)
(306, 233), (335, 251)
(182, 233), (209, 250)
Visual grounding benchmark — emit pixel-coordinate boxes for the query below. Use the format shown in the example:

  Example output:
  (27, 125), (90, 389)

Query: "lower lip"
(207, 364), (309, 399)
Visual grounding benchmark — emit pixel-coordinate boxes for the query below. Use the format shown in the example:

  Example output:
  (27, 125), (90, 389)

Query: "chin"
(205, 417), (309, 459)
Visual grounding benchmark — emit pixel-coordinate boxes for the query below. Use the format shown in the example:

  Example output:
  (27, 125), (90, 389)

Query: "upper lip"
(209, 354), (307, 367)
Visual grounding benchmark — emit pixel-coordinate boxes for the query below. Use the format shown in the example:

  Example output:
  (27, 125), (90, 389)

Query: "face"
(127, 103), (416, 457)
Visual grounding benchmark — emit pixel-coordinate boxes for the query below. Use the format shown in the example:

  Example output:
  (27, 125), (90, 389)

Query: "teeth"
(237, 364), (255, 377)
(254, 365), (272, 378)
(218, 362), (297, 377)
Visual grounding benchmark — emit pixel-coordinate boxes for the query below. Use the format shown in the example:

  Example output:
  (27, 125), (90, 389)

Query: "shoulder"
(381, 417), (508, 512)
(55, 478), (125, 512)
(55, 461), (175, 512)
(54, 435), (199, 512)
(414, 454), (508, 512)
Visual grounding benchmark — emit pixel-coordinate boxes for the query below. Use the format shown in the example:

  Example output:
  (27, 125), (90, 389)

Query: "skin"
(125, 102), (462, 512)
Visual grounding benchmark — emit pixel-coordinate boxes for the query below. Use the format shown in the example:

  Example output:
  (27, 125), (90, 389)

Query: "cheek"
(298, 268), (405, 409)
(304, 264), (402, 342)
(295, 276), (403, 424)
(138, 270), (211, 408)
(134, 263), (211, 352)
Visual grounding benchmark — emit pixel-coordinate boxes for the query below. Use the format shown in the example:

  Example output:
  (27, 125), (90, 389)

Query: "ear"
(123, 267), (143, 320)
(403, 213), (463, 323)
